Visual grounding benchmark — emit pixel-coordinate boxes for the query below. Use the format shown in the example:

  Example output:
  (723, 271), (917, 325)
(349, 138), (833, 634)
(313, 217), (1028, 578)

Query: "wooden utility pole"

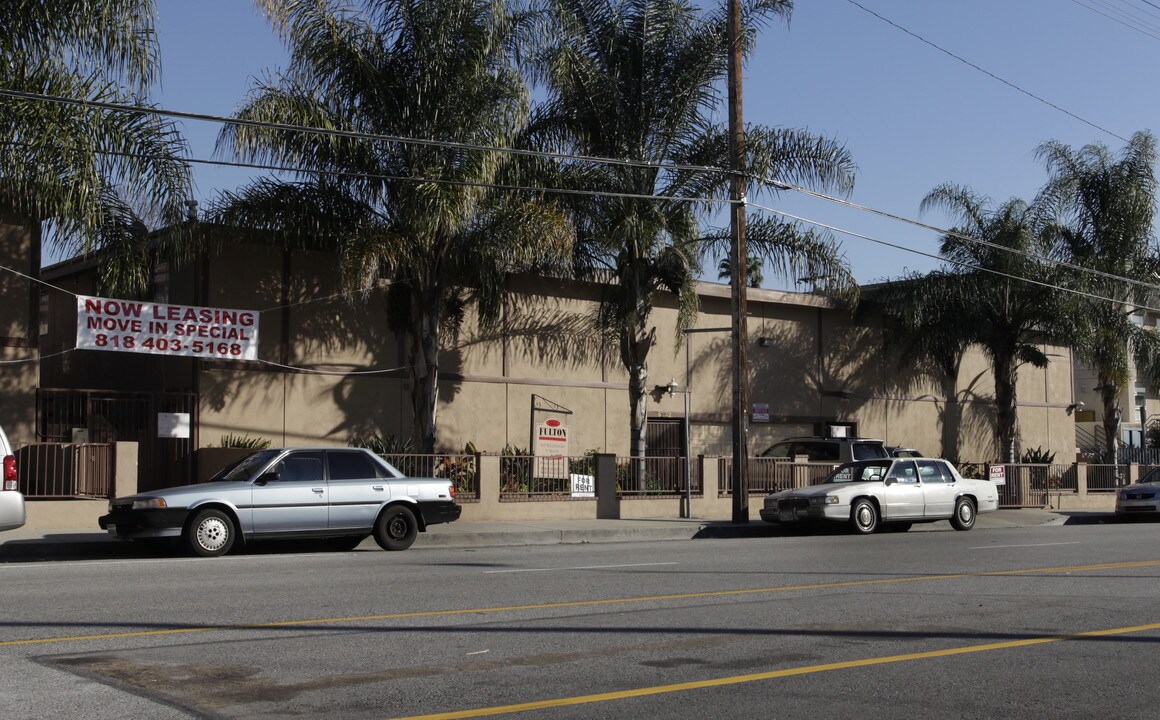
(727, 0), (749, 523)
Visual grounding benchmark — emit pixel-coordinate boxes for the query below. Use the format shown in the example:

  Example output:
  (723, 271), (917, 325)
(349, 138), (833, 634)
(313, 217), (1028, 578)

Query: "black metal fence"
(380, 453), (480, 502)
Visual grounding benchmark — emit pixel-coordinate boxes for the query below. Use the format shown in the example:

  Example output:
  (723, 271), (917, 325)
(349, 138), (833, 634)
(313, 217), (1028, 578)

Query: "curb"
(0, 510), (1110, 562)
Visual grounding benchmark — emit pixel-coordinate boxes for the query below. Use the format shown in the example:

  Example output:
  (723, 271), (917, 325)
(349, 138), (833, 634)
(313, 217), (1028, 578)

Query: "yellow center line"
(388, 622), (1160, 720)
(3, 559), (1158, 648)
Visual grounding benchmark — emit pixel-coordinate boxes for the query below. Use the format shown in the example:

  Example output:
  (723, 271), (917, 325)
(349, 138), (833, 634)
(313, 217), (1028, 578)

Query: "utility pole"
(727, 0), (749, 523)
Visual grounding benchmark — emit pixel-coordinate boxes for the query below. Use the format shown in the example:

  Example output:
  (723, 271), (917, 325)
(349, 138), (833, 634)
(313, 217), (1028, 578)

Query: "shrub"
(216, 433), (270, 449)
(1020, 446), (1056, 464)
(350, 433), (413, 455)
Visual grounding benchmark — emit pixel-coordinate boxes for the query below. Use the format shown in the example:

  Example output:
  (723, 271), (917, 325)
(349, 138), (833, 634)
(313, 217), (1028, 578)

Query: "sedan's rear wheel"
(850, 499), (879, 534)
(950, 497), (976, 531)
(185, 509), (235, 557)
(373, 506), (418, 551)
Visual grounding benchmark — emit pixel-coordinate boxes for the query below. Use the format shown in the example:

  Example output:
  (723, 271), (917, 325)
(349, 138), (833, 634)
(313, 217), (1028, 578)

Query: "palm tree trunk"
(994, 357), (1018, 464)
(621, 325), (653, 491)
(409, 289), (440, 455)
(1100, 380), (1122, 465)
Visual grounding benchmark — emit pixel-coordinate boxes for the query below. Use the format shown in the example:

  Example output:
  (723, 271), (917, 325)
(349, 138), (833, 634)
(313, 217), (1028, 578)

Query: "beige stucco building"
(4, 220), (1080, 493)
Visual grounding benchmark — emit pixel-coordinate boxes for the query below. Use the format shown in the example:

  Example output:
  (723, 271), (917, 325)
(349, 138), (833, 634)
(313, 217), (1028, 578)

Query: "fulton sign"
(533, 417), (570, 480)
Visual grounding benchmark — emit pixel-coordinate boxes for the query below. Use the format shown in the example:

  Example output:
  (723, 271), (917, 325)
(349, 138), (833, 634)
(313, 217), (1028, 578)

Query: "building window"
(152, 262), (169, 304)
(38, 292), (48, 336)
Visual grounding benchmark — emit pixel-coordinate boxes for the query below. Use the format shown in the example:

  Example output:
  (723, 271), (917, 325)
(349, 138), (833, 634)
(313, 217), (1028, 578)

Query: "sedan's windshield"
(208, 450), (279, 482)
(827, 461), (892, 484)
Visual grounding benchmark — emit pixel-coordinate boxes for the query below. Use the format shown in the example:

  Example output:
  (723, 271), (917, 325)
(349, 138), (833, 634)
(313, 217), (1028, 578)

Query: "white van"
(0, 425), (25, 531)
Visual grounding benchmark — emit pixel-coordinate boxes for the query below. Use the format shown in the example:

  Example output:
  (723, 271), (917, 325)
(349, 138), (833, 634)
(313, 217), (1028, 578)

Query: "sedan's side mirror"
(254, 472), (278, 486)
(882, 476), (895, 486)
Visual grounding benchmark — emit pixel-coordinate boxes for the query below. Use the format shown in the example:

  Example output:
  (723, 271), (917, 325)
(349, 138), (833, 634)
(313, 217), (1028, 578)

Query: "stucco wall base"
(23, 499), (108, 530)
(1045, 493), (1115, 511)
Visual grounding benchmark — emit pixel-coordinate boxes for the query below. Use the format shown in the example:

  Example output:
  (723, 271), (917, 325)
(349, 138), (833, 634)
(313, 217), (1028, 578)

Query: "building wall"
(29, 233), (1079, 466)
(0, 217), (39, 447)
(189, 243), (1082, 462)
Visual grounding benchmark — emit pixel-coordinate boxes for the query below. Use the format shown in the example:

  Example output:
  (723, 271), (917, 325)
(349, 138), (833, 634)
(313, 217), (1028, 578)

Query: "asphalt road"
(3, 520), (1159, 719)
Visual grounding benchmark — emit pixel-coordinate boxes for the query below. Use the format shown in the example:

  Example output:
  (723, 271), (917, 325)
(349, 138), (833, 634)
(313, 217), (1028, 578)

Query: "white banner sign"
(158, 412), (191, 439)
(77, 295), (259, 361)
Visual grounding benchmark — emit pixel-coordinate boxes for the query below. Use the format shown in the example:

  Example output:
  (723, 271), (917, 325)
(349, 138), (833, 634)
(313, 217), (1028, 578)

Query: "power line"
(743, 198), (1160, 314)
(6, 88), (1157, 306)
(766, 176), (1160, 296)
(1071, 0), (1160, 40)
(13, 131), (1160, 307)
(0, 87), (727, 179)
(846, 0), (1128, 142)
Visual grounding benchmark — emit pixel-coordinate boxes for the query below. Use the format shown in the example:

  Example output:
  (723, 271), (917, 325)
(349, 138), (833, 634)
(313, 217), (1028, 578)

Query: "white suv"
(759, 436), (890, 463)
(0, 425), (25, 531)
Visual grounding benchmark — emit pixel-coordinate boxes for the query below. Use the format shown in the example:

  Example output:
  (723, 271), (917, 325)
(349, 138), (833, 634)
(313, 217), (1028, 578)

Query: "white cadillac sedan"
(759, 458), (999, 534)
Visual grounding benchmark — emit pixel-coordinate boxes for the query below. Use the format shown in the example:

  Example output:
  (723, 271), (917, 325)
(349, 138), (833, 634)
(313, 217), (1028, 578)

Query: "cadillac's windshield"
(208, 450), (280, 482)
(827, 461), (892, 484)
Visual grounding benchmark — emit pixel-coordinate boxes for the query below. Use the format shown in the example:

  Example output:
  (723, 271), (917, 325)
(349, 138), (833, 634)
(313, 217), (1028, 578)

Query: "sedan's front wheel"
(950, 497), (976, 531)
(373, 506), (418, 551)
(850, 499), (879, 534)
(185, 509), (235, 557)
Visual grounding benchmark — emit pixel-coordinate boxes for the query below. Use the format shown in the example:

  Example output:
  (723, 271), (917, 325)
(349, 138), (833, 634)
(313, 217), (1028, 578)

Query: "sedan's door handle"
(372, 485), (384, 491)
(312, 487), (324, 493)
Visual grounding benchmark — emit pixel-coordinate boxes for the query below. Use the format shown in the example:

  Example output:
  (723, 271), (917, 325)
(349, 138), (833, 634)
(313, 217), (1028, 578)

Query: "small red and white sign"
(76, 295), (259, 361)
(534, 418), (570, 479)
(989, 465), (1006, 485)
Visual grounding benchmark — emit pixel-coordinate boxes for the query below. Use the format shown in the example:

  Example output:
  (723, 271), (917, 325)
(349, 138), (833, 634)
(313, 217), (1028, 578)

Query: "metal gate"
(646, 418), (696, 493)
(37, 389), (197, 492)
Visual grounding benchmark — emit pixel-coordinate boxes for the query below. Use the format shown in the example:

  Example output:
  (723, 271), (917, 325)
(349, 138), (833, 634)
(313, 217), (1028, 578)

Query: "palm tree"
(214, 0), (571, 453)
(0, 0), (191, 295)
(917, 184), (1068, 463)
(527, 0), (857, 462)
(717, 254), (764, 288)
(1036, 131), (1160, 464)
(869, 271), (973, 463)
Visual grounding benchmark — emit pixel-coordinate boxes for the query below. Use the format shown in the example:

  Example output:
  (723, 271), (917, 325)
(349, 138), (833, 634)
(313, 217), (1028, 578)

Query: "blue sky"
(152, 0), (1158, 287)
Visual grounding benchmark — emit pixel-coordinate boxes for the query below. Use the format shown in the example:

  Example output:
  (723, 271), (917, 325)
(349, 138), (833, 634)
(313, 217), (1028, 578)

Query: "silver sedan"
(759, 458), (999, 534)
(1115, 469), (1160, 517)
(99, 447), (461, 556)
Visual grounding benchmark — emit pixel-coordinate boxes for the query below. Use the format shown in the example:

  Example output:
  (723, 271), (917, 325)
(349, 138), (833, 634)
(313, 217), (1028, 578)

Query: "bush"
(216, 433), (270, 449)
(350, 433), (413, 454)
(1020, 446), (1056, 464)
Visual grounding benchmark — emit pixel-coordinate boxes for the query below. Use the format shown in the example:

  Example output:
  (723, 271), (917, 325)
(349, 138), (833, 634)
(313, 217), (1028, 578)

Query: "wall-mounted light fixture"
(1066, 401), (1086, 415)
(654, 378), (678, 398)
(758, 337), (772, 348)
(823, 388), (853, 400)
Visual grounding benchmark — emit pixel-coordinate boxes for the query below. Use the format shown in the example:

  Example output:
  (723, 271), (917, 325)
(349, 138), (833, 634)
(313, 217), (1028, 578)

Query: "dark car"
(759, 437), (889, 463)
(99, 447), (461, 556)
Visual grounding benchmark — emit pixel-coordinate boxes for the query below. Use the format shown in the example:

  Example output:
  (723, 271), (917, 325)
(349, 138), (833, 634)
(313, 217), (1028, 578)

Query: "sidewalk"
(0, 509), (1104, 562)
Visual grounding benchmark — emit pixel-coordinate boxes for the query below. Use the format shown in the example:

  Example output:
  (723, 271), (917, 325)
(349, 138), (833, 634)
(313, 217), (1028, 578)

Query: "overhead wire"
(1071, 0), (1160, 40)
(2, 81), (1157, 317)
(743, 198), (1160, 314)
(17, 129), (1157, 302)
(762, 177), (1160, 296)
(846, 0), (1128, 142)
